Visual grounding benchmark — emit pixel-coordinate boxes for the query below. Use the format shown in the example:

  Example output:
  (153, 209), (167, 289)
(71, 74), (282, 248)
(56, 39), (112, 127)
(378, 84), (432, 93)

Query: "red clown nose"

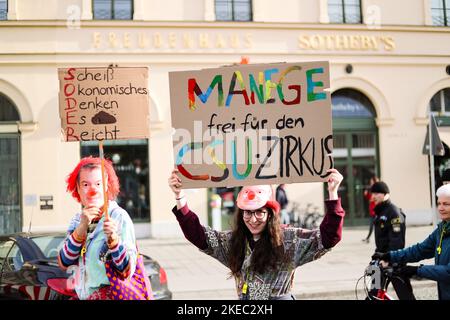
(88, 190), (97, 197)
(247, 191), (255, 200)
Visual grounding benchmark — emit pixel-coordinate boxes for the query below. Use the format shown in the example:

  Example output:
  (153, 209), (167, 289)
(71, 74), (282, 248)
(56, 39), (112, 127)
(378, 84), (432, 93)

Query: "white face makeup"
(77, 167), (106, 208)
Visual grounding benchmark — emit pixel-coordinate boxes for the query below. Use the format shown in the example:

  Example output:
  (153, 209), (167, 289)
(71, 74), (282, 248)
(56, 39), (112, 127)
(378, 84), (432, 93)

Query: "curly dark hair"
(228, 207), (284, 276)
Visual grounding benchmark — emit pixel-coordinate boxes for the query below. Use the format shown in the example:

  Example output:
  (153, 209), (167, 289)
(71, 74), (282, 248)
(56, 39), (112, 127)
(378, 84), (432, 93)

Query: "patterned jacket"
(172, 199), (345, 299)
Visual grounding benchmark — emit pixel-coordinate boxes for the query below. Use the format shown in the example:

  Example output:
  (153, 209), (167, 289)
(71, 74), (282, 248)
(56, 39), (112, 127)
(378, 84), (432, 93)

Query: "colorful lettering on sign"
(63, 68), (79, 141)
(306, 68), (326, 102)
(175, 135), (334, 182)
(188, 75), (223, 110)
(187, 66), (326, 109)
(277, 66), (302, 105)
(206, 140), (229, 182)
(231, 138), (252, 180)
(225, 71), (250, 107)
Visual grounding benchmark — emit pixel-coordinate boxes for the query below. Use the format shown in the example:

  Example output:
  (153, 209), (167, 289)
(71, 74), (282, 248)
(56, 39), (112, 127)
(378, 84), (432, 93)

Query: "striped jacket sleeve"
(58, 214), (84, 270)
(108, 242), (131, 278)
(58, 231), (85, 270)
(108, 208), (137, 279)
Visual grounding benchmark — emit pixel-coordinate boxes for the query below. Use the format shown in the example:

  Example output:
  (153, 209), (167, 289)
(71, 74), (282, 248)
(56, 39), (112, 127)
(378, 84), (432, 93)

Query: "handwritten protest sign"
(169, 61), (333, 189)
(58, 67), (150, 142)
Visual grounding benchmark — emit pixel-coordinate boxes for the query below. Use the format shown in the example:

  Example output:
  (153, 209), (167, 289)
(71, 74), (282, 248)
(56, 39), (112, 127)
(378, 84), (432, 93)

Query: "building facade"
(0, 0), (449, 237)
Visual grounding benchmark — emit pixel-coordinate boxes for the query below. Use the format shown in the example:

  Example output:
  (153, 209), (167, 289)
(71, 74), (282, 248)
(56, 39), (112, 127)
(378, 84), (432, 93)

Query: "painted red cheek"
(248, 191), (255, 200)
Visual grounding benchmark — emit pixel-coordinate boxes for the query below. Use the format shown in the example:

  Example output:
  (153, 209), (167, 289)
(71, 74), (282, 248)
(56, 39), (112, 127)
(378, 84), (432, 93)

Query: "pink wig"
(66, 156), (120, 203)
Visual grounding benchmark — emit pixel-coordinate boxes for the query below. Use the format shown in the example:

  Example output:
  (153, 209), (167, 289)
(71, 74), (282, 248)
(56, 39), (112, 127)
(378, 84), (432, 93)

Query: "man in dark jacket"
(369, 181), (415, 300)
(373, 183), (450, 300)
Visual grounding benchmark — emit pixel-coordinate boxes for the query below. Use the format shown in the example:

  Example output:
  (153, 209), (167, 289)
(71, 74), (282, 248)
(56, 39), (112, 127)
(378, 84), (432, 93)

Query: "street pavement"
(138, 224), (438, 300)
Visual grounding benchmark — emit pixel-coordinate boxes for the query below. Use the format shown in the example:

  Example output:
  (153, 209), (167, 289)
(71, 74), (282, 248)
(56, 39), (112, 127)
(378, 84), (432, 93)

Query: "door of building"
(331, 89), (379, 226)
(0, 134), (21, 234)
(0, 93), (22, 234)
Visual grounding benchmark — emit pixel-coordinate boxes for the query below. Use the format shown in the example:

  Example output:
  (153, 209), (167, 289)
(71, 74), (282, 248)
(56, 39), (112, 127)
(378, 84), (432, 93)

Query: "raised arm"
(320, 168), (346, 249)
(169, 169), (208, 250)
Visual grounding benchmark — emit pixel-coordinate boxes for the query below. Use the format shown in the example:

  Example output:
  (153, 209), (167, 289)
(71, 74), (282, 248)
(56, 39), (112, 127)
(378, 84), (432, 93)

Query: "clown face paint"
(236, 185), (273, 211)
(77, 167), (106, 208)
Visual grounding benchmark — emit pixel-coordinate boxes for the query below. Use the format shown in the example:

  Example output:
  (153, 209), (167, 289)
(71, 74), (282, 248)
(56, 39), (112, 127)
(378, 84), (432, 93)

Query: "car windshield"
(31, 235), (65, 259)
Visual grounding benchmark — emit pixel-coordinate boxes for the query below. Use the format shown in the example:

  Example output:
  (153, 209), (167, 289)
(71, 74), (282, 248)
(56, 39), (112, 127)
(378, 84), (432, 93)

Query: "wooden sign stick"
(99, 140), (109, 221)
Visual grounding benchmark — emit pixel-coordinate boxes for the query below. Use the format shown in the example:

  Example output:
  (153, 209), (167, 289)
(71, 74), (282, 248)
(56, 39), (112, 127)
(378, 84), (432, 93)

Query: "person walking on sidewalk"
(57, 157), (138, 300)
(373, 183), (450, 300)
(362, 176), (379, 243)
(369, 181), (415, 300)
(276, 184), (290, 225)
(168, 168), (345, 300)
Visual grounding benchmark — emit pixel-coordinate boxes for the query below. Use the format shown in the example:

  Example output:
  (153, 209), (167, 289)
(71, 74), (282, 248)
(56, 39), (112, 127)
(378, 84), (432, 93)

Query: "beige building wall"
(363, 0), (427, 26)
(0, 0), (449, 237)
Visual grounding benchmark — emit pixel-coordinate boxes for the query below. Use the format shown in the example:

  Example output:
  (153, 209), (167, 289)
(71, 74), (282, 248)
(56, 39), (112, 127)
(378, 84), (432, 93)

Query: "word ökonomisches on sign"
(58, 66), (150, 142)
(169, 61), (333, 188)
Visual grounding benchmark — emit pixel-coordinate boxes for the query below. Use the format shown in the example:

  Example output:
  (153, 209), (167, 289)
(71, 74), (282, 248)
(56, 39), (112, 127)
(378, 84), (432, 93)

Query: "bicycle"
(303, 205), (323, 229)
(286, 201), (302, 227)
(356, 259), (416, 300)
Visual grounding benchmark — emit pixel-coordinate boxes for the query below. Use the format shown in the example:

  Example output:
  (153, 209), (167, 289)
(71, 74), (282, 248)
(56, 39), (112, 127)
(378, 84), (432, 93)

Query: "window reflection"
(0, 0), (6, 20)
(431, 0), (450, 26)
(328, 0), (362, 24)
(215, 0), (252, 21)
(93, 0), (133, 20)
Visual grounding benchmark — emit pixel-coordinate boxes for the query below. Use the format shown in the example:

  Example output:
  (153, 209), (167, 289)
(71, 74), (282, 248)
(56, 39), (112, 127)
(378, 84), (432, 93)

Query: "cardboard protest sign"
(169, 61), (333, 189)
(58, 67), (150, 142)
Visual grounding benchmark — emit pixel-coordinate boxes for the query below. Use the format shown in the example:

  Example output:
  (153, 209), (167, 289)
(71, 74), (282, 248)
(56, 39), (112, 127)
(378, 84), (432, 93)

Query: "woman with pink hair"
(58, 156), (137, 300)
(168, 168), (346, 300)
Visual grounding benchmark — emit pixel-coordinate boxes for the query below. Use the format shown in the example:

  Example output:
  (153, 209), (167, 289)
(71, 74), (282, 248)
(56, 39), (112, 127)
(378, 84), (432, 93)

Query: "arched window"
(0, 93), (20, 121)
(0, 92), (21, 234)
(331, 89), (376, 118)
(429, 88), (450, 114)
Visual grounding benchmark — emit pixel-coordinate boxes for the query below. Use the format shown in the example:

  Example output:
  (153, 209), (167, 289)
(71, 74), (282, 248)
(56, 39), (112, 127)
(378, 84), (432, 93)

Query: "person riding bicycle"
(373, 183), (450, 300)
(369, 181), (415, 300)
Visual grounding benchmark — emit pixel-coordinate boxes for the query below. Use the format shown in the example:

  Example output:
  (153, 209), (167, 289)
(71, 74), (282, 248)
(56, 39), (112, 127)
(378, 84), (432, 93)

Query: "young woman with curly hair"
(168, 168), (346, 300)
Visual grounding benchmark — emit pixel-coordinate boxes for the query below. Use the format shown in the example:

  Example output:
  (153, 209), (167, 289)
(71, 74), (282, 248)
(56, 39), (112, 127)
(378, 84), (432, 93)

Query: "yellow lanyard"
(241, 242), (252, 295)
(437, 223), (446, 255)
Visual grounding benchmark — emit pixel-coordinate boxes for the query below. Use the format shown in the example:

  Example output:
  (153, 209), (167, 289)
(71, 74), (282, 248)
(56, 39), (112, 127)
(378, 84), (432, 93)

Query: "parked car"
(0, 232), (172, 300)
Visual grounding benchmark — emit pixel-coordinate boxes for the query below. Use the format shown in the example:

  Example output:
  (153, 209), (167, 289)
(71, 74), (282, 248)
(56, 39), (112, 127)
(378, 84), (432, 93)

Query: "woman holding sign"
(168, 168), (345, 300)
(57, 157), (147, 300)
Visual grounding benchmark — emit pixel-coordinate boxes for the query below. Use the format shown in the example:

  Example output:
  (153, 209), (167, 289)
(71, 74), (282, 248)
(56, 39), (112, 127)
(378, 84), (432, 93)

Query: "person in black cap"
(369, 181), (415, 300)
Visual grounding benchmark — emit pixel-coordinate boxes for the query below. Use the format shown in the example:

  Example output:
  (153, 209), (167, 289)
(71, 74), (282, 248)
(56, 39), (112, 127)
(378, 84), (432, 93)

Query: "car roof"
(0, 232), (66, 241)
